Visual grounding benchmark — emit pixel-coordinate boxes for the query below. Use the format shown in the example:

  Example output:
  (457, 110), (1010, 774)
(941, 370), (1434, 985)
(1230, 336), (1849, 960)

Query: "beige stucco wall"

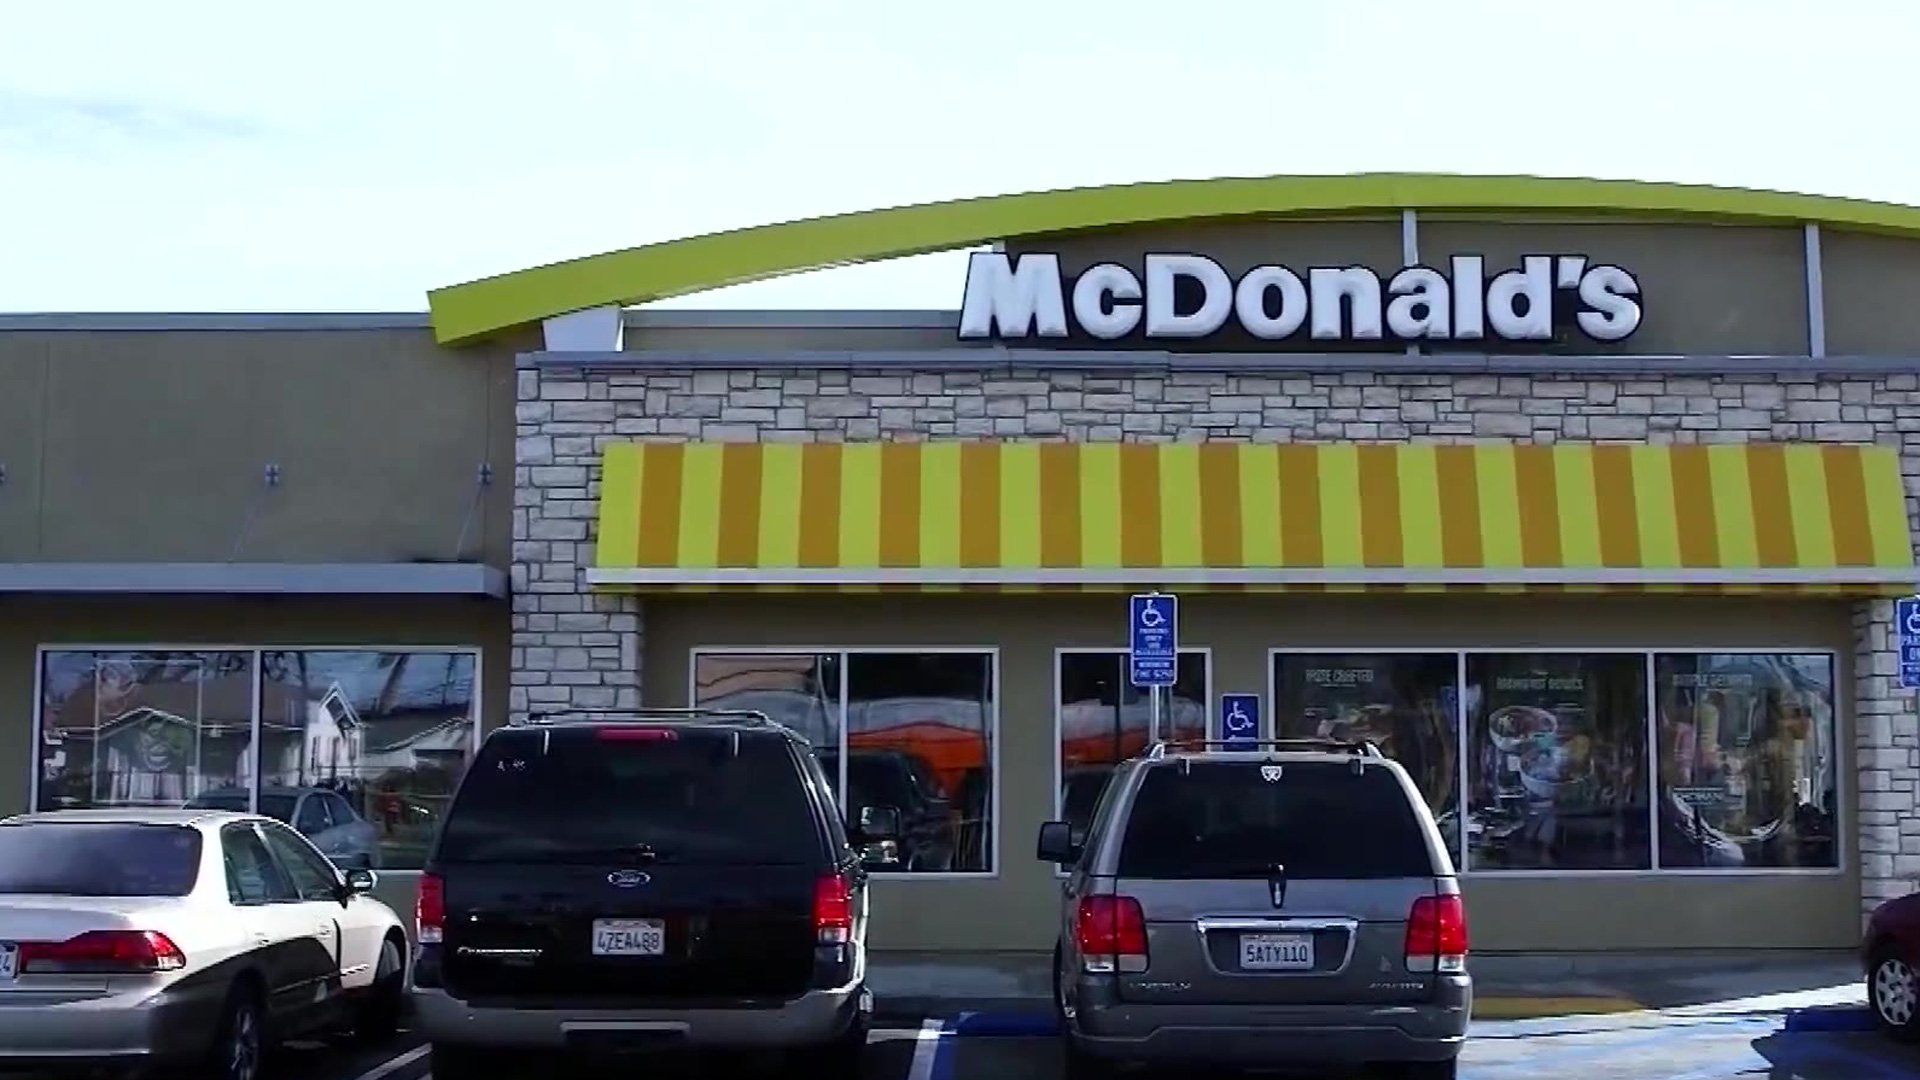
(640, 593), (1860, 953)
(0, 329), (521, 568)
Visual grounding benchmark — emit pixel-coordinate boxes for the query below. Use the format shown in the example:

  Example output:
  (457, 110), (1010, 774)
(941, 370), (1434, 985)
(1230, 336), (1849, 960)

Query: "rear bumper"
(1071, 975), (1472, 1066)
(412, 981), (869, 1051)
(0, 978), (225, 1064)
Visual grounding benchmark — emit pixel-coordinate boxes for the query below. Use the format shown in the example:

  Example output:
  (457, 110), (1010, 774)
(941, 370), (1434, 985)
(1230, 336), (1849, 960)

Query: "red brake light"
(596, 727), (679, 741)
(417, 871), (445, 944)
(1075, 895), (1149, 973)
(813, 873), (852, 944)
(19, 930), (185, 974)
(1405, 894), (1468, 973)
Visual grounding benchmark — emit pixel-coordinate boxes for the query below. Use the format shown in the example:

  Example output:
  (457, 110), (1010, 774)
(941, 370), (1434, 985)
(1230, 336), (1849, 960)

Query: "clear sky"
(4, 1), (1912, 313)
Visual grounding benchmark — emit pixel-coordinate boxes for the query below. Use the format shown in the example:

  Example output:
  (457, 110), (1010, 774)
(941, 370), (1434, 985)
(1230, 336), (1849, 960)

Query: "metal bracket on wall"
(226, 463), (282, 561)
(451, 462), (493, 562)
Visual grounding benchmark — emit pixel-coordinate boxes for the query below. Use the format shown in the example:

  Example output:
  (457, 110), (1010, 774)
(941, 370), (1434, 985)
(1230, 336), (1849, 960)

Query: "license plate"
(1239, 933), (1314, 971)
(591, 919), (665, 957)
(0, 943), (16, 980)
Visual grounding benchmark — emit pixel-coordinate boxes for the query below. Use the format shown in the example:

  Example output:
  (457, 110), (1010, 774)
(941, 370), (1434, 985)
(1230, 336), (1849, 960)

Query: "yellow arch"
(426, 171), (1920, 345)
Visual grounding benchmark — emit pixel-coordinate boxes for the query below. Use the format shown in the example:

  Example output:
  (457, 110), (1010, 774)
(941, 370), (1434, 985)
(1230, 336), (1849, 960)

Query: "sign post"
(1219, 693), (1261, 748)
(1129, 593), (1178, 743)
(1900, 597), (1920, 690)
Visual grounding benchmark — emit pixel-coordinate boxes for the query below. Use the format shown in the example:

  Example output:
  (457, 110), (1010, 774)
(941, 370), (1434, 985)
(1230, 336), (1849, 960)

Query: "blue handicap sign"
(1129, 592), (1178, 687)
(1219, 693), (1261, 746)
(1900, 597), (1920, 690)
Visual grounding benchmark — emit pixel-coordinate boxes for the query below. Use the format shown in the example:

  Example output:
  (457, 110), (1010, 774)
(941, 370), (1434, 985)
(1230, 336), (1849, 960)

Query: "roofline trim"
(0, 562), (507, 597)
(0, 309), (960, 333)
(425, 171), (1920, 346)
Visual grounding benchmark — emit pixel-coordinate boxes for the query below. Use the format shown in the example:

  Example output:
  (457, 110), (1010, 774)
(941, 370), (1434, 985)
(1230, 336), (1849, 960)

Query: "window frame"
(1051, 647), (1215, 825)
(31, 643), (485, 881)
(1267, 646), (1846, 880)
(687, 645), (1002, 880)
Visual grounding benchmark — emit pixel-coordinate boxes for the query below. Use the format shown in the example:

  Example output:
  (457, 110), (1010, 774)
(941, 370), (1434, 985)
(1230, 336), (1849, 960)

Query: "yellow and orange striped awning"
(587, 441), (1915, 594)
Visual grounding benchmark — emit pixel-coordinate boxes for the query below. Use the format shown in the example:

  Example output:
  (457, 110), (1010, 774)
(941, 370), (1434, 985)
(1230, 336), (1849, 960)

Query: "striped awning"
(587, 441), (1915, 594)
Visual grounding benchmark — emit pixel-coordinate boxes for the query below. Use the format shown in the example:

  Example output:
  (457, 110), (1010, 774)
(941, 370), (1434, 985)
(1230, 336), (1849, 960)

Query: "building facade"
(10, 173), (1920, 954)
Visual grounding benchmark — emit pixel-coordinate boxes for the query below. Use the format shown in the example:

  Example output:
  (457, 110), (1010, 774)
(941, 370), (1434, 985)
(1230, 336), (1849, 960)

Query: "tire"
(1063, 1035), (1114, 1080)
(792, 1015), (868, 1077)
(201, 981), (266, 1080)
(1871, 945), (1920, 1041)
(431, 1043), (490, 1080)
(353, 935), (406, 1043)
(1391, 1058), (1460, 1080)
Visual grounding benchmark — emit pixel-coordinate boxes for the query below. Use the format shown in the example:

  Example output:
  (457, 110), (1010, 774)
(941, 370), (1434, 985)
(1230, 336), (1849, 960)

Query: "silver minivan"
(1037, 739), (1471, 1079)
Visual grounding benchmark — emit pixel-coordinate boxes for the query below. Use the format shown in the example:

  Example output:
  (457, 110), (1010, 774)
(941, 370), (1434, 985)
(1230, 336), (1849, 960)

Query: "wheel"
(791, 1015), (868, 1076)
(353, 935), (406, 1043)
(1063, 1034), (1115, 1080)
(1871, 946), (1920, 1040)
(1389, 1058), (1460, 1080)
(431, 1043), (490, 1080)
(200, 981), (266, 1080)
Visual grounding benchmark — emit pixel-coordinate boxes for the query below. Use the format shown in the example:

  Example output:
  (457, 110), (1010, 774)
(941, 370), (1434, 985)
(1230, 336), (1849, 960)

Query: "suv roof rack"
(515, 707), (782, 729)
(1144, 737), (1384, 759)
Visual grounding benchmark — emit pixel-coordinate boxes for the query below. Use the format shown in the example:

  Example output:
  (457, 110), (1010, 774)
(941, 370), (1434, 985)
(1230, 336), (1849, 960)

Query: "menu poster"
(1276, 654), (1458, 824)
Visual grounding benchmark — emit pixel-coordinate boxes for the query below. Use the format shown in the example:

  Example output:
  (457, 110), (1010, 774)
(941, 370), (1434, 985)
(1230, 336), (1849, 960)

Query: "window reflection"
(846, 653), (995, 874)
(37, 651), (257, 810)
(1655, 653), (1837, 869)
(1466, 653), (1650, 871)
(1273, 652), (1461, 867)
(1056, 651), (1208, 836)
(692, 653), (843, 790)
(249, 651), (477, 870)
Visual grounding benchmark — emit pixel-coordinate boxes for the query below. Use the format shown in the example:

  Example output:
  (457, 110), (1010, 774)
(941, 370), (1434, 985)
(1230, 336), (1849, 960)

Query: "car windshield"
(1117, 761), (1435, 880)
(0, 823), (202, 896)
(186, 791), (296, 823)
(435, 728), (824, 866)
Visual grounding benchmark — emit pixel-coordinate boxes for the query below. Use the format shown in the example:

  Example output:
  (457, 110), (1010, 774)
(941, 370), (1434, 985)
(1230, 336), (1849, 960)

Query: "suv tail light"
(19, 930), (185, 975)
(814, 872), (852, 945)
(1405, 894), (1468, 973)
(1075, 895), (1149, 974)
(417, 871), (445, 944)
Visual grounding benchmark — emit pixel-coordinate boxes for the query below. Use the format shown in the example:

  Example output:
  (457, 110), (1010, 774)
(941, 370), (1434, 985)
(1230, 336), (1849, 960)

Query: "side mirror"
(343, 867), (378, 894)
(1036, 821), (1081, 865)
(860, 840), (901, 868)
(859, 805), (902, 841)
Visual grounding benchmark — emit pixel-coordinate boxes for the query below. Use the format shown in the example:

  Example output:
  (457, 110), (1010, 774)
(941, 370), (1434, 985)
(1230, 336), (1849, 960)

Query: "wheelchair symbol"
(1137, 600), (1167, 629)
(1225, 701), (1254, 733)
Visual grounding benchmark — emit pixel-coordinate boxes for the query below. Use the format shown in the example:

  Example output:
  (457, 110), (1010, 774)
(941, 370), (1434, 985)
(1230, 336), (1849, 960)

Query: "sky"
(3, 1), (1915, 313)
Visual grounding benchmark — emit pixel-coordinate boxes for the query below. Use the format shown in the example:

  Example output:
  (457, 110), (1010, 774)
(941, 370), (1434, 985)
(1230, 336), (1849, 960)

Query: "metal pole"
(1150, 684), (1164, 745)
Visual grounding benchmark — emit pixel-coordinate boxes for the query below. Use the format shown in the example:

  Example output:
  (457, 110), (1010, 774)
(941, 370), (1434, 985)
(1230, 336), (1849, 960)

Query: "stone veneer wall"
(514, 363), (1920, 924)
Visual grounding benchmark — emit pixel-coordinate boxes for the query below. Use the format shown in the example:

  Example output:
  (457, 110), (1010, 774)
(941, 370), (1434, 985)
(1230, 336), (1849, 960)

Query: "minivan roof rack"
(1144, 737), (1384, 759)
(515, 707), (781, 728)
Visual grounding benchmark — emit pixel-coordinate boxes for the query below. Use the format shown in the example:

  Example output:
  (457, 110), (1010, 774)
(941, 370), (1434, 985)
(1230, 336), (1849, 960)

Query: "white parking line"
(350, 1044), (429, 1080)
(907, 1019), (947, 1080)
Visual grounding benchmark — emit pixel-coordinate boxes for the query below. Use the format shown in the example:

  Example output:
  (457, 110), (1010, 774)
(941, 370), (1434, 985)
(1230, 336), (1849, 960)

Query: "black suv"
(409, 709), (899, 1077)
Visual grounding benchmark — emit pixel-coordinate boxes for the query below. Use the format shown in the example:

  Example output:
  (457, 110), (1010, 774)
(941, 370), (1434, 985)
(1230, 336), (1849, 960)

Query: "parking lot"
(60, 1007), (1914, 1080)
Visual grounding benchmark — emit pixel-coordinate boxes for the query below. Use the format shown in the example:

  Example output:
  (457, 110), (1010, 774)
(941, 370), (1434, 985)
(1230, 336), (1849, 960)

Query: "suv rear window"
(1116, 761), (1435, 880)
(435, 728), (826, 867)
(0, 823), (202, 896)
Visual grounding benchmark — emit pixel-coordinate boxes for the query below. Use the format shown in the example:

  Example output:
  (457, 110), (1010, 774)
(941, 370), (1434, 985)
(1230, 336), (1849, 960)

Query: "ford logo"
(607, 870), (650, 888)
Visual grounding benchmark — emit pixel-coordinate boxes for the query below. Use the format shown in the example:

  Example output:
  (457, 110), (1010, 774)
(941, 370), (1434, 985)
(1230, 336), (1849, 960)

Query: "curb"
(1783, 1006), (1878, 1033)
(874, 996), (1656, 1031)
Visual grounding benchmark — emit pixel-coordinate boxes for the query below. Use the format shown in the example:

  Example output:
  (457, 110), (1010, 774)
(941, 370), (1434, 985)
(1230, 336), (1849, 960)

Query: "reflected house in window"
(37, 652), (260, 809)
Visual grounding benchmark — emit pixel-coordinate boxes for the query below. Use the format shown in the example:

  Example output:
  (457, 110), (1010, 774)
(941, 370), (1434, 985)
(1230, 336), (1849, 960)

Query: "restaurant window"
(1654, 653), (1837, 869)
(35, 647), (481, 872)
(690, 649), (998, 875)
(1056, 650), (1209, 836)
(1272, 652), (1462, 867)
(1465, 652), (1651, 872)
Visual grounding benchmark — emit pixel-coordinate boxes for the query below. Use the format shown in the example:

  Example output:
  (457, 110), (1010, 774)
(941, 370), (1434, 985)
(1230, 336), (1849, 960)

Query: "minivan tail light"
(417, 871), (445, 944)
(1405, 894), (1468, 973)
(597, 727), (679, 741)
(1075, 895), (1149, 974)
(19, 930), (185, 974)
(814, 873), (852, 944)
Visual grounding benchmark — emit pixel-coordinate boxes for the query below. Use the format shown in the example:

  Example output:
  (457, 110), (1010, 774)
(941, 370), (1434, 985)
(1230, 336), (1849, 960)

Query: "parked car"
(1037, 738), (1471, 1079)
(186, 784), (383, 868)
(1863, 890), (1920, 1037)
(0, 808), (408, 1080)
(410, 708), (901, 1078)
(846, 748), (957, 871)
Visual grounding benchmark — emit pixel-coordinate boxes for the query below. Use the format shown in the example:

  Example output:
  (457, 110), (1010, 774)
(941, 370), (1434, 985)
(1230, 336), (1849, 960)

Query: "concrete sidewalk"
(866, 949), (1868, 1023)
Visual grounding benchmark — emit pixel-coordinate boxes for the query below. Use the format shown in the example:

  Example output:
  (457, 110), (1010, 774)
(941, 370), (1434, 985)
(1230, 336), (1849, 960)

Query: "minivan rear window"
(1116, 761), (1435, 880)
(0, 823), (202, 896)
(435, 728), (826, 866)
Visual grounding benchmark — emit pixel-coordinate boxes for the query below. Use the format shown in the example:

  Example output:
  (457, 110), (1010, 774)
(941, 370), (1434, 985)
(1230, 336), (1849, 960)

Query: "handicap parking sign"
(1129, 593), (1178, 688)
(1900, 597), (1920, 690)
(1219, 693), (1260, 747)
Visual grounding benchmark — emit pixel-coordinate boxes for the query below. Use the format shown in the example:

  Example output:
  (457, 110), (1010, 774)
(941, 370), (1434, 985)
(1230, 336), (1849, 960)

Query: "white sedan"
(0, 808), (409, 1080)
